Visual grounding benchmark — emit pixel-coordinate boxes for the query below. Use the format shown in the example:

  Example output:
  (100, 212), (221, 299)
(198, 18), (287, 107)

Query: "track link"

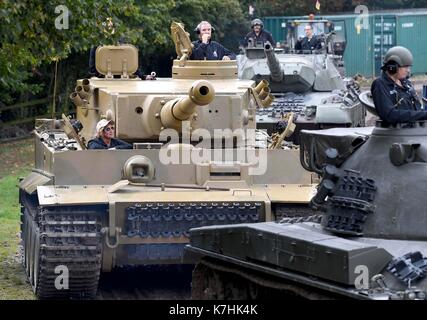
(21, 202), (102, 299)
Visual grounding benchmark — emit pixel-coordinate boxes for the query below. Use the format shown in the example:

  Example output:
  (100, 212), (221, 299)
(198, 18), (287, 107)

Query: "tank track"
(192, 258), (333, 300)
(273, 203), (320, 221)
(21, 201), (102, 299)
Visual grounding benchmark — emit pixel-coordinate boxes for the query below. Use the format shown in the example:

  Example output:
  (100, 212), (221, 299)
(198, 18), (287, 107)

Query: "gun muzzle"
(254, 79), (269, 95)
(264, 41), (284, 82)
(160, 80), (215, 130)
(258, 86), (271, 100)
(70, 92), (83, 107)
(75, 79), (93, 99)
(262, 93), (274, 107)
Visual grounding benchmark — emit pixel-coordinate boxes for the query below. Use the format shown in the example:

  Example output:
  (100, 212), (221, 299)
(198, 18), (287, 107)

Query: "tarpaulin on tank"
(300, 127), (374, 173)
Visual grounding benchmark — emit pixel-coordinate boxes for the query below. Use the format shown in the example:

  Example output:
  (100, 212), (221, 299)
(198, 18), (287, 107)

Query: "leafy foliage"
(0, 0), (246, 107)
(0, 0), (173, 104)
(2, 0), (427, 109)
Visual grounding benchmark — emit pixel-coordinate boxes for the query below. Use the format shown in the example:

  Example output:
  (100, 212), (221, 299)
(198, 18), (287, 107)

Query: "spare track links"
(21, 201), (102, 299)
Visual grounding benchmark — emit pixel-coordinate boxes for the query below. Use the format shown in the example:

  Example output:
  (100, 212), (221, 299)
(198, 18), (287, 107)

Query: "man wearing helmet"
(371, 46), (427, 124)
(244, 19), (275, 47)
(190, 21), (236, 61)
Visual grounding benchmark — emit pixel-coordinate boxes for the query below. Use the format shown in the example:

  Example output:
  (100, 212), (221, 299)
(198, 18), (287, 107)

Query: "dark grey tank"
(186, 120), (427, 300)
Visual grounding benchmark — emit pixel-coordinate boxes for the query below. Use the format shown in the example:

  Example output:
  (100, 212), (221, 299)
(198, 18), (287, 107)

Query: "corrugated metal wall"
(264, 11), (427, 77)
(265, 17), (286, 42)
(340, 16), (374, 77)
(397, 15), (427, 75)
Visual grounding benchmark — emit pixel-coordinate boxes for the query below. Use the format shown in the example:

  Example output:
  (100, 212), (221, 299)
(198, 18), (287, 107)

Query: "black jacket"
(87, 137), (132, 150)
(190, 40), (236, 60)
(371, 72), (427, 124)
(295, 36), (322, 52)
(244, 30), (276, 47)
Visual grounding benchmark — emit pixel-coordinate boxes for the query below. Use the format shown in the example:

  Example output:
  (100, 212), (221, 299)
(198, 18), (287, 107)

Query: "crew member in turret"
(295, 24), (321, 52)
(371, 46), (427, 124)
(88, 119), (133, 149)
(244, 19), (275, 47)
(190, 21), (236, 61)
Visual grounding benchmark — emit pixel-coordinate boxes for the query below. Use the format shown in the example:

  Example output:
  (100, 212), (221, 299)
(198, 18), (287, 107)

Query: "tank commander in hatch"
(295, 24), (322, 52)
(371, 46), (427, 124)
(87, 119), (133, 150)
(190, 21), (236, 61)
(244, 19), (275, 47)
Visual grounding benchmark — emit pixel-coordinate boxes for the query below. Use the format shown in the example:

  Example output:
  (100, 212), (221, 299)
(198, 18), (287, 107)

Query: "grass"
(0, 138), (35, 299)
(0, 138), (34, 179)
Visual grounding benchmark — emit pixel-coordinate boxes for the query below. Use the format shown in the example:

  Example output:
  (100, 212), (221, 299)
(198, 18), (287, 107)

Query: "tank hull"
(187, 222), (427, 300)
(19, 130), (316, 298)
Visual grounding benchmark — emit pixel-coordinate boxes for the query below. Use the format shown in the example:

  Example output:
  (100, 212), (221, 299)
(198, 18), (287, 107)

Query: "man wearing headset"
(190, 21), (236, 60)
(371, 46), (427, 124)
(244, 19), (275, 47)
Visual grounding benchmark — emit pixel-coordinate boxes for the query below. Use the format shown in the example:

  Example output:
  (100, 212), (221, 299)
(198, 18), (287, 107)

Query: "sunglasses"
(104, 126), (115, 132)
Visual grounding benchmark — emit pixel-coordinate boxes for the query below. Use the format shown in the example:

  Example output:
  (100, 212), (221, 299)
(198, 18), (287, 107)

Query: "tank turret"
(237, 19), (365, 142)
(302, 121), (427, 240)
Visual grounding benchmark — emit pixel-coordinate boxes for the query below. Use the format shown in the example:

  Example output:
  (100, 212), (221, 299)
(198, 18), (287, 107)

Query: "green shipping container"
(397, 14), (427, 75)
(264, 10), (427, 78)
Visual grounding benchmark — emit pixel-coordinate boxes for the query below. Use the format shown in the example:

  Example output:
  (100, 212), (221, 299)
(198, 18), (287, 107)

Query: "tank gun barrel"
(160, 80), (215, 130)
(264, 42), (283, 82)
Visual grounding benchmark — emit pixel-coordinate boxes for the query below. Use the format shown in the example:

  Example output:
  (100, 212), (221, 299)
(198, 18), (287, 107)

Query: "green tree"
(0, 0), (247, 108)
(0, 0), (175, 104)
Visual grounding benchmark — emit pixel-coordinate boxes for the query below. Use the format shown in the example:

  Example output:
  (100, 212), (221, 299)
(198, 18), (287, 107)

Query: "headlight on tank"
(123, 155), (155, 183)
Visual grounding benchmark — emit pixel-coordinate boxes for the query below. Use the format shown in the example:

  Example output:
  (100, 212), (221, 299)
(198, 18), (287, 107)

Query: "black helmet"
(383, 46), (413, 67)
(251, 19), (263, 29)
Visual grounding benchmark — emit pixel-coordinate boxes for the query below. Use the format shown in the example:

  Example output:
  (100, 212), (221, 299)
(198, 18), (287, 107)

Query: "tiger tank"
(18, 22), (317, 299)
